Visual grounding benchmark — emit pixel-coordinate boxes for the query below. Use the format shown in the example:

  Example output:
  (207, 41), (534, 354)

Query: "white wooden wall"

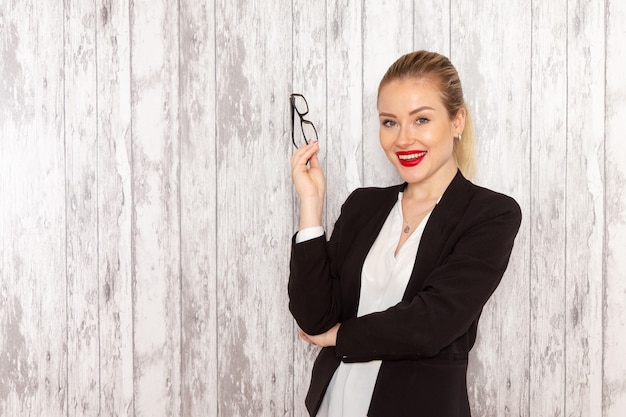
(1, 1), (625, 416)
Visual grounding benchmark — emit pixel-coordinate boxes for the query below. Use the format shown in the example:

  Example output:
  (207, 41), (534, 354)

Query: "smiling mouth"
(397, 151), (426, 161)
(396, 151), (426, 166)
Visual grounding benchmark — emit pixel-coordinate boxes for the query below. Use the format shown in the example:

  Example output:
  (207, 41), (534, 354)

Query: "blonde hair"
(378, 50), (476, 180)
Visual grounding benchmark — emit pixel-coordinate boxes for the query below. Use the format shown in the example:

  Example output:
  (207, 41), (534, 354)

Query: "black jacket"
(289, 171), (522, 417)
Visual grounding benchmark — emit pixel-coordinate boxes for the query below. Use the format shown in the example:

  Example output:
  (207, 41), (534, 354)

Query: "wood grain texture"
(96, 0), (134, 416)
(0, 1), (67, 416)
(565, 2), (606, 417)
(413, 0), (450, 55)
(215, 1), (293, 415)
(325, 0), (364, 228)
(604, 1), (626, 416)
(453, 1), (532, 416)
(64, 2), (100, 416)
(130, 0), (181, 415)
(527, 2), (568, 416)
(2, 1), (626, 416)
(179, 0), (218, 416)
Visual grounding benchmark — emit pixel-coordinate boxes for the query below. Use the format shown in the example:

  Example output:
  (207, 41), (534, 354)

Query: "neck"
(404, 167), (457, 202)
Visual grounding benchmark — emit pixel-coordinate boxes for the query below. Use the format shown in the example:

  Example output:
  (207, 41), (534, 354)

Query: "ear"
(452, 107), (466, 136)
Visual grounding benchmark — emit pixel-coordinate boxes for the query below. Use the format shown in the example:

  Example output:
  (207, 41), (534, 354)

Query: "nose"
(395, 123), (414, 148)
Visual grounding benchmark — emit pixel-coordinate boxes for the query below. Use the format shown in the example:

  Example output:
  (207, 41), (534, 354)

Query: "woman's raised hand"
(290, 141), (325, 229)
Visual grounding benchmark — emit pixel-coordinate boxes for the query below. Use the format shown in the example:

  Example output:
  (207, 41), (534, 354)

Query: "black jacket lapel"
(403, 171), (474, 299)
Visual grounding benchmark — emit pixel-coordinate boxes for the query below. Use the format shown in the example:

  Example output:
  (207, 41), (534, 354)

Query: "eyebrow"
(378, 106), (435, 118)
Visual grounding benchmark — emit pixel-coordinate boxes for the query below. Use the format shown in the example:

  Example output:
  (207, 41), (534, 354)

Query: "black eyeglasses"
(290, 93), (318, 148)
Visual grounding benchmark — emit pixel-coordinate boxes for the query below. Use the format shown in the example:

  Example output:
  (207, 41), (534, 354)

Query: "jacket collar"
(403, 170), (475, 298)
(343, 171), (474, 311)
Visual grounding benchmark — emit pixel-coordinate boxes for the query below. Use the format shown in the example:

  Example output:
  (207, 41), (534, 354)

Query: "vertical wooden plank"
(326, 0), (364, 224)
(0, 1), (67, 416)
(413, 0), (450, 55)
(96, 0), (134, 415)
(215, 0), (293, 415)
(453, 1), (531, 416)
(292, 0), (325, 125)
(130, 0), (181, 415)
(528, 1), (568, 416)
(292, 1), (326, 416)
(565, 1), (605, 416)
(64, 1), (100, 415)
(604, 0), (626, 415)
(179, 0), (217, 415)
(362, 0), (413, 187)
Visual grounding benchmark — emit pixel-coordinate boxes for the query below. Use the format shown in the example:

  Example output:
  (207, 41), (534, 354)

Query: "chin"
(399, 172), (428, 185)
(394, 164), (427, 183)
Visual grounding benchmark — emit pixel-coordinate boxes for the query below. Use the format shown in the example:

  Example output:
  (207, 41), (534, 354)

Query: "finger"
(308, 153), (323, 172)
(291, 142), (319, 169)
(296, 142), (318, 164)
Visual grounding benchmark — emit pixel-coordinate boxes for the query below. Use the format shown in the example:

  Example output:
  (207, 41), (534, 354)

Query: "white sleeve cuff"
(295, 226), (325, 243)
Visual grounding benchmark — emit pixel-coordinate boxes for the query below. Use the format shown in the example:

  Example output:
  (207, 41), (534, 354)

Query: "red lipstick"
(396, 150), (426, 167)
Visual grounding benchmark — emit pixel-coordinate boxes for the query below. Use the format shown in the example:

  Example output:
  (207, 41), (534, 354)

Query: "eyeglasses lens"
(292, 95), (309, 116)
(300, 120), (317, 145)
(290, 93), (317, 149)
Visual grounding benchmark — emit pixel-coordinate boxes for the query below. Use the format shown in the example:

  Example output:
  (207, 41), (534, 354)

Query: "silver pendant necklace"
(402, 201), (412, 233)
(402, 193), (440, 234)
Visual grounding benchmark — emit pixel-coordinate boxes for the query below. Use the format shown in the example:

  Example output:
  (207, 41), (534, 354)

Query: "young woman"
(289, 50), (522, 417)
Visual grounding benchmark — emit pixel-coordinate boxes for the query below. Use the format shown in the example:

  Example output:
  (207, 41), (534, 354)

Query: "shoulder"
(341, 184), (403, 213)
(331, 184), (404, 230)
(345, 184), (402, 203)
(469, 182), (521, 214)
(441, 172), (522, 227)
(462, 179), (522, 231)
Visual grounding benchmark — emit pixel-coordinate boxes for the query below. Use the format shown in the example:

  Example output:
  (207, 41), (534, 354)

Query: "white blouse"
(315, 192), (433, 417)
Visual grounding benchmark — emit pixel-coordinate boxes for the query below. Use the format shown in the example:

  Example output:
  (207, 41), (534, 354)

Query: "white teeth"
(398, 152), (426, 160)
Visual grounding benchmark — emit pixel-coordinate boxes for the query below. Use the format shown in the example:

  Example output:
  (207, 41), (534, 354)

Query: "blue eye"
(416, 117), (429, 125)
(382, 120), (396, 127)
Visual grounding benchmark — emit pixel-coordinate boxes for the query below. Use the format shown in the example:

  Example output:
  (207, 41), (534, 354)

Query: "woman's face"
(378, 79), (464, 189)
